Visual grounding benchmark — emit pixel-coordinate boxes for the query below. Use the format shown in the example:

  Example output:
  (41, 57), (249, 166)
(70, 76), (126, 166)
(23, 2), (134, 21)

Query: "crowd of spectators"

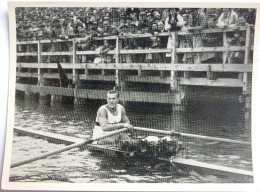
(16, 7), (255, 65)
(16, 7), (255, 41)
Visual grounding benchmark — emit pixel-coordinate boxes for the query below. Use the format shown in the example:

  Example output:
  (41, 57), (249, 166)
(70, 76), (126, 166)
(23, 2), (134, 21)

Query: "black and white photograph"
(1, 1), (260, 191)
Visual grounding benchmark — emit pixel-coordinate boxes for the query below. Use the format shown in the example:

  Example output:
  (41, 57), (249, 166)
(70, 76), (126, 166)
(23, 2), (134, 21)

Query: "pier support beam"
(39, 94), (51, 106)
(242, 26), (252, 130)
(51, 95), (62, 106)
(170, 32), (186, 112)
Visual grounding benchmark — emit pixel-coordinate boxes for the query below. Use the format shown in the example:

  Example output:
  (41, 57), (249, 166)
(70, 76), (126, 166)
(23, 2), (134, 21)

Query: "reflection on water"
(10, 95), (253, 183)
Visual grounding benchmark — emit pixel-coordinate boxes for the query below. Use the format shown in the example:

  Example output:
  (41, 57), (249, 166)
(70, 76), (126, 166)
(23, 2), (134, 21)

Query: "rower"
(92, 89), (133, 145)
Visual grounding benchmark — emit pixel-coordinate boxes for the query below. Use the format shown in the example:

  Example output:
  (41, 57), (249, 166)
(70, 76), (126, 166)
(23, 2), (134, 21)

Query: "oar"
(132, 127), (251, 146)
(11, 128), (128, 168)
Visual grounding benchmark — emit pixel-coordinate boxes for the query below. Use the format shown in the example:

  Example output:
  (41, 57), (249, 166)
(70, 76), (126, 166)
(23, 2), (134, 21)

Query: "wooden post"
(37, 40), (50, 105)
(72, 39), (79, 105)
(242, 26), (252, 129)
(85, 63), (89, 76)
(206, 65), (213, 80)
(223, 32), (228, 64)
(170, 32), (177, 91)
(170, 32), (184, 111)
(115, 36), (120, 88)
(37, 41), (42, 86)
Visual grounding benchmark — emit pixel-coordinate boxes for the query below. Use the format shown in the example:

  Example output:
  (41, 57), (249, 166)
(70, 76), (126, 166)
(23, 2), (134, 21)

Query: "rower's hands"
(122, 123), (134, 131)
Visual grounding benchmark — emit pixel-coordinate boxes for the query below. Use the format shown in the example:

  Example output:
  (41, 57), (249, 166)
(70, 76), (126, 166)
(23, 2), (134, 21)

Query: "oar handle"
(132, 127), (251, 146)
(11, 128), (128, 168)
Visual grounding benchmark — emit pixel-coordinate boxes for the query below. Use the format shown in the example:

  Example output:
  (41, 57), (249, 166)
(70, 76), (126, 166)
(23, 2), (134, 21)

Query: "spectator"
(165, 8), (184, 32)
(216, 8), (238, 28)
(94, 39), (111, 63)
(103, 18), (112, 36)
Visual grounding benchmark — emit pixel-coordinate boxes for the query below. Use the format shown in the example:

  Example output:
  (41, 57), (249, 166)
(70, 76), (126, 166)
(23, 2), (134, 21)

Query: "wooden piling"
(170, 33), (185, 112)
(242, 26), (252, 129)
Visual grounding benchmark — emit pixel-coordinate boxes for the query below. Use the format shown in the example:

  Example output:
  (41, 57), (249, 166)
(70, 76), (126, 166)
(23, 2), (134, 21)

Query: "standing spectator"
(165, 8), (184, 32)
(186, 8), (208, 64)
(216, 8), (238, 28)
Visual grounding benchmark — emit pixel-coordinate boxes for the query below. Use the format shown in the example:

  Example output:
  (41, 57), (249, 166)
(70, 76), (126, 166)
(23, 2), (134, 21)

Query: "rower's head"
(107, 90), (119, 108)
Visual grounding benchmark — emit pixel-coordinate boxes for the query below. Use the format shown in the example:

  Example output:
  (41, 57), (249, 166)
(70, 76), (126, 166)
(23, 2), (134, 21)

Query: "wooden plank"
(16, 72), (38, 78)
(16, 27), (248, 45)
(177, 46), (247, 53)
(41, 52), (73, 56)
(177, 26), (247, 36)
(18, 63), (253, 72)
(39, 86), (74, 96)
(124, 76), (170, 84)
(79, 74), (115, 81)
(77, 49), (170, 55)
(38, 39), (73, 43)
(75, 89), (179, 104)
(17, 52), (38, 56)
(42, 73), (73, 79)
(120, 49), (170, 54)
(17, 41), (38, 45)
(120, 91), (179, 104)
(179, 78), (243, 87)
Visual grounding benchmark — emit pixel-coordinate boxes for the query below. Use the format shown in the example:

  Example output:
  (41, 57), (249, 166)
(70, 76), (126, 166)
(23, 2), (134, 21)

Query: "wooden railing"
(16, 26), (253, 91)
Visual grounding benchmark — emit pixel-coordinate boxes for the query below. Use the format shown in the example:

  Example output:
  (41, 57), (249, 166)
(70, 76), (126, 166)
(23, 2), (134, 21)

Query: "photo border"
(2, 1), (260, 191)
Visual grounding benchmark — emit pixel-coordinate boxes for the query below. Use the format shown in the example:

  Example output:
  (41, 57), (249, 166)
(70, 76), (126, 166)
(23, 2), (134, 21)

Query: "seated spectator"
(150, 23), (159, 34)
(138, 23), (150, 34)
(118, 16), (126, 29)
(103, 19), (112, 36)
(157, 21), (167, 33)
(206, 14), (218, 29)
(94, 39), (112, 63)
(110, 25), (119, 36)
(138, 12), (148, 29)
(146, 12), (154, 31)
(216, 8), (238, 28)
(118, 24), (128, 36)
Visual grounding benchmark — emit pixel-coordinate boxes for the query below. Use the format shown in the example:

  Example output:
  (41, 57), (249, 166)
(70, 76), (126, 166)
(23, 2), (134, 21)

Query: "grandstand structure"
(16, 26), (253, 128)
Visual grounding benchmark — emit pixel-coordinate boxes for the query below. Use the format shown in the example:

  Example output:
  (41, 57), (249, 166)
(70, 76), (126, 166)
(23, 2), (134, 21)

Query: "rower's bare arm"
(98, 107), (130, 131)
(121, 106), (134, 129)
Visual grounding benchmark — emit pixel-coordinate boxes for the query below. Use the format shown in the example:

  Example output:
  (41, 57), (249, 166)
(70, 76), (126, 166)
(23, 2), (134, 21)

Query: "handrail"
(17, 26), (250, 44)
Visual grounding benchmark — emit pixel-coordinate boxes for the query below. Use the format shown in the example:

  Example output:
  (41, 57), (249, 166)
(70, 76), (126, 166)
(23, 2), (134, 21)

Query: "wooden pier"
(16, 26), (254, 128)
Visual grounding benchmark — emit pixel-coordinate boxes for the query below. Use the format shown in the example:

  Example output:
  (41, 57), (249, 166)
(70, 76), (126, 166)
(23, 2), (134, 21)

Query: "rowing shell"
(14, 126), (253, 181)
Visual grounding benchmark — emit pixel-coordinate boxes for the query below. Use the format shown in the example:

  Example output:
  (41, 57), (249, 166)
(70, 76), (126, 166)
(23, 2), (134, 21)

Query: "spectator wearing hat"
(153, 11), (161, 24)
(125, 8), (140, 20)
